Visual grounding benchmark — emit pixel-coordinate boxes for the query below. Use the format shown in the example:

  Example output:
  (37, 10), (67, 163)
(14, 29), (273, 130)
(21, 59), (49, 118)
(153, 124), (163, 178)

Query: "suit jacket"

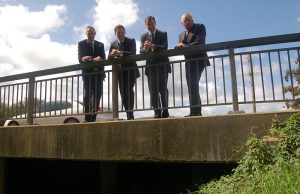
(78, 39), (106, 75)
(140, 29), (171, 76)
(178, 23), (210, 66)
(108, 37), (140, 78)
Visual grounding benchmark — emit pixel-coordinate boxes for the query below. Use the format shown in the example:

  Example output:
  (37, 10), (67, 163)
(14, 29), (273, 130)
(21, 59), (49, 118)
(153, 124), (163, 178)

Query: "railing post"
(248, 54), (257, 113)
(27, 76), (35, 125)
(228, 47), (240, 113)
(112, 64), (119, 119)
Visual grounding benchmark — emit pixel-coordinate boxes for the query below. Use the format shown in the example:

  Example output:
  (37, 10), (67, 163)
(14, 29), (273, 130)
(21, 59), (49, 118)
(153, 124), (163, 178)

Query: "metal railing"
(0, 33), (300, 124)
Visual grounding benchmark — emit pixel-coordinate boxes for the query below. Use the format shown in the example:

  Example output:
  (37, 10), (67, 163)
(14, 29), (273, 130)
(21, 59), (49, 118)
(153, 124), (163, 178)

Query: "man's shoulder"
(156, 29), (167, 35)
(78, 39), (87, 44)
(179, 31), (185, 37)
(141, 32), (148, 37)
(125, 37), (135, 42)
(94, 40), (104, 46)
(194, 23), (205, 30)
(110, 39), (118, 45)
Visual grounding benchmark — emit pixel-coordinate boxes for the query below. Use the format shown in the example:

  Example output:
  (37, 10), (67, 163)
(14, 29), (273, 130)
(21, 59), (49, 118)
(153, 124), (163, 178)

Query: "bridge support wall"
(0, 111), (297, 162)
(0, 159), (4, 194)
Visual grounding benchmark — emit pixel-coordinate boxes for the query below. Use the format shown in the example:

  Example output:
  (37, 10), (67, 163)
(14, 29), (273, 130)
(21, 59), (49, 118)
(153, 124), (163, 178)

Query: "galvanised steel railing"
(0, 33), (299, 125)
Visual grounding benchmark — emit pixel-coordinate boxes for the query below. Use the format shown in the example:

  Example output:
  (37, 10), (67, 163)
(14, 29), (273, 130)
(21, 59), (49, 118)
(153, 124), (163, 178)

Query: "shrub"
(188, 112), (300, 194)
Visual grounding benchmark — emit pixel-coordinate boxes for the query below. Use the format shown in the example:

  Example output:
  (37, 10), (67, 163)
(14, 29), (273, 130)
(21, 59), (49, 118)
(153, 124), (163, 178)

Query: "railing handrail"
(0, 32), (300, 83)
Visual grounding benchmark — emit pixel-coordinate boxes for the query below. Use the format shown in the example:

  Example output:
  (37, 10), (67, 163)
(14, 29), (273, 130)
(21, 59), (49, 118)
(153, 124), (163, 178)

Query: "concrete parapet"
(0, 111), (297, 162)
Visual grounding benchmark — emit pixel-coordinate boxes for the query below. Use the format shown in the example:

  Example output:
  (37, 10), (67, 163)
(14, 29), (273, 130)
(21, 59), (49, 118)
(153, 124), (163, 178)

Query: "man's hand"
(109, 49), (122, 57)
(93, 56), (103, 62)
(82, 56), (93, 62)
(144, 40), (153, 52)
(176, 43), (186, 48)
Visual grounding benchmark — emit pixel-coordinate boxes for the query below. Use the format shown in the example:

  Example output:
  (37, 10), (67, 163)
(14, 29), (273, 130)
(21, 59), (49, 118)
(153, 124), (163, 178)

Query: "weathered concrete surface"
(0, 111), (297, 162)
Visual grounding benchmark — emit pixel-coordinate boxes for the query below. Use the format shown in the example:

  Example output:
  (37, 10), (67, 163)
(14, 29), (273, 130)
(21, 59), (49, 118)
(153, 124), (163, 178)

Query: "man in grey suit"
(140, 16), (171, 118)
(109, 25), (140, 120)
(176, 13), (210, 117)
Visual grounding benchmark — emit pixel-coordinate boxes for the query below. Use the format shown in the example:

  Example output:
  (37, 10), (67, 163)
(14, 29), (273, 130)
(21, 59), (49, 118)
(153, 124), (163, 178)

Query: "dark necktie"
(89, 42), (94, 52)
(118, 42), (124, 51)
(182, 31), (189, 44)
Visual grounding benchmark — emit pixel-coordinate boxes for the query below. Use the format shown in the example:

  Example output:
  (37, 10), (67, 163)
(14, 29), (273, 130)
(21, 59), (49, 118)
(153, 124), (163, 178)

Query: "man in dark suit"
(140, 16), (171, 118)
(176, 13), (210, 117)
(109, 25), (140, 120)
(78, 26), (105, 122)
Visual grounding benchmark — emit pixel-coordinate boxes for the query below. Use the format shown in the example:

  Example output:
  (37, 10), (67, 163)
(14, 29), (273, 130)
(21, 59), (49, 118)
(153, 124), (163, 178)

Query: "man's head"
(181, 13), (194, 31)
(145, 16), (156, 33)
(114, 25), (126, 41)
(85, 26), (96, 42)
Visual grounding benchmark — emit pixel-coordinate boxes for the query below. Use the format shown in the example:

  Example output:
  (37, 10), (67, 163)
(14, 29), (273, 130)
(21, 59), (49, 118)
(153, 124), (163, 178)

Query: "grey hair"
(181, 13), (193, 22)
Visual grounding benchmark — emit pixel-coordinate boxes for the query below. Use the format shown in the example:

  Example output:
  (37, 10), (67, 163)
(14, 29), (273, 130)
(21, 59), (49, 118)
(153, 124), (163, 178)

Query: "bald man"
(176, 13), (210, 117)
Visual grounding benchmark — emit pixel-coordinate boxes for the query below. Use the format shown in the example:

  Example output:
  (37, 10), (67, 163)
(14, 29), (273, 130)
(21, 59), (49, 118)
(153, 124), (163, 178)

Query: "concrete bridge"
(1, 32), (300, 193)
(0, 111), (297, 194)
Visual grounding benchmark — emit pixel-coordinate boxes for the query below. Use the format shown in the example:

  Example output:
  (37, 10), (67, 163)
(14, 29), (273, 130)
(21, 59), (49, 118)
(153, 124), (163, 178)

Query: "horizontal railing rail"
(0, 33), (299, 125)
(1, 33), (299, 83)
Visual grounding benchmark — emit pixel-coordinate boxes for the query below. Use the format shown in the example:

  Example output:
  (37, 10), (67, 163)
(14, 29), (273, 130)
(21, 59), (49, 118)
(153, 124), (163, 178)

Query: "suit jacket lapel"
(153, 31), (158, 44)
(186, 24), (196, 44)
(180, 32), (189, 44)
(147, 33), (152, 43)
(186, 32), (193, 44)
(122, 37), (128, 51)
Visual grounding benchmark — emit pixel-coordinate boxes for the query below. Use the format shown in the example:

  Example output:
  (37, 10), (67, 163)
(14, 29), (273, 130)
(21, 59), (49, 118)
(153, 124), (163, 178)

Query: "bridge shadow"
(5, 158), (237, 194)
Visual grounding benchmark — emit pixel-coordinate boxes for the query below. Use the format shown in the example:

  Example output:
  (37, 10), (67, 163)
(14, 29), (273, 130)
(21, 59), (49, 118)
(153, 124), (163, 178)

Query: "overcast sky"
(0, 0), (299, 118)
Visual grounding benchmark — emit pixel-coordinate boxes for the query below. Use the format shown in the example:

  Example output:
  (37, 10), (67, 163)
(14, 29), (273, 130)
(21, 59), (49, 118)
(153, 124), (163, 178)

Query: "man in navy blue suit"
(78, 26), (105, 122)
(140, 16), (171, 118)
(109, 25), (140, 120)
(176, 13), (210, 117)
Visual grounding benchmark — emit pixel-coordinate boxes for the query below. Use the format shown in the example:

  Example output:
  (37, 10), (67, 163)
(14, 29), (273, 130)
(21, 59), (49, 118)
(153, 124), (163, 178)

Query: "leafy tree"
(0, 98), (42, 126)
(0, 109), (5, 126)
(284, 57), (300, 109)
(0, 101), (26, 125)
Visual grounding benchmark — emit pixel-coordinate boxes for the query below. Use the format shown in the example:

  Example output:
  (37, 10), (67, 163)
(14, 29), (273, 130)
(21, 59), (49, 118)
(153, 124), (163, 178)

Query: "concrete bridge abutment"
(0, 111), (297, 193)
